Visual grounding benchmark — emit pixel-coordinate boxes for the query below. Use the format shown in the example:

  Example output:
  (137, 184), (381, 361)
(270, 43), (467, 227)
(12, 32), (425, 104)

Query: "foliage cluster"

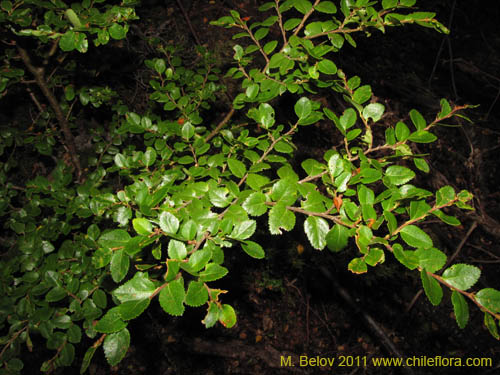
(0, 0), (499, 373)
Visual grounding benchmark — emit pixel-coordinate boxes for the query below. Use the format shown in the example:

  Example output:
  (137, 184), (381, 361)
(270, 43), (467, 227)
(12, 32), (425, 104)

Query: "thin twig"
(175, 0), (202, 45)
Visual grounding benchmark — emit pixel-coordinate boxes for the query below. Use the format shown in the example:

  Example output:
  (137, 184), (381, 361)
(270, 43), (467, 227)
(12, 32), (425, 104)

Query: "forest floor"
(57, 0), (500, 374)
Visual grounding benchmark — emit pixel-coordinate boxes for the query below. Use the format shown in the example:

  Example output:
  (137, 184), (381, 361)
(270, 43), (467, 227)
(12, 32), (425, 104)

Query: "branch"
(17, 45), (82, 180)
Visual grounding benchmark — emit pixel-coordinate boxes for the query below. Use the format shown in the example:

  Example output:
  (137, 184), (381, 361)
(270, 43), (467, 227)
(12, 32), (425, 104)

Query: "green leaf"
(409, 200), (431, 220)
(109, 23), (127, 40)
(339, 108), (356, 132)
(228, 158), (247, 178)
(258, 103), (275, 129)
(382, 0), (398, 9)
(229, 220), (256, 240)
(326, 224), (350, 252)
(362, 103), (385, 122)
(400, 225), (433, 249)
(271, 178), (297, 205)
(254, 27), (269, 40)
(451, 291), (469, 329)
(242, 240), (265, 259)
(46, 286), (67, 302)
(95, 308), (127, 333)
(348, 257), (367, 274)
(294, 0), (313, 14)
(59, 30), (77, 51)
(484, 313), (499, 340)
(118, 299), (150, 320)
(413, 158), (429, 173)
(318, 59), (337, 74)
(409, 109), (426, 130)
(110, 249), (130, 283)
(415, 247), (446, 272)
(99, 229), (131, 250)
(203, 302), (220, 328)
(295, 97), (312, 120)
(243, 192), (268, 216)
(384, 165), (415, 186)
(159, 278), (185, 316)
(113, 272), (156, 302)
(395, 121), (410, 141)
(328, 154), (344, 177)
(364, 248), (385, 266)
(475, 288), (500, 313)
(159, 212), (179, 234)
(199, 263), (229, 282)
(441, 264), (481, 291)
(263, 40), (278, 54)
(408, 130), (437, 143)
(268, 203), (296, 234)
(103, 328), (130, 366)
(219, 304), (237, 328)
(143, 147), (157, 167)
(246, 83), (259, 99)
(315, 1), (337, 13)
(168, 240), (187, 260)
(284, 18), (301, 31)
(436, 185), (455, 206)
(185, 281), (209, 307)
(304, 216), (329, 250)
(80, 346), (97, 374)
(358, 185), (374, 205)
(353, 85), (372, 104)
(421, 271), (443, 306)
(392, 244), (419, 270)
(246, 173), (270, 191)
(132, 218), (152, 235)
(188, 249), (212, 272)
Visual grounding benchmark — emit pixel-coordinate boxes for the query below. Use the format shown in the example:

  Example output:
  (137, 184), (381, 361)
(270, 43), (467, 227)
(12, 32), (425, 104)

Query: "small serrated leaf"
(103, 328), (130, 366)
(451, 291), (469, 329)
(185, 281), (209, 307)
(400, 225), (433, 249)
(159, 278), (185, 316)
(442, 264), (481, 291)
(219, 304), (237, 328)
(118, 299), (150, 320)
(304, 216), (329, 250)
(421, 270), (443, 306)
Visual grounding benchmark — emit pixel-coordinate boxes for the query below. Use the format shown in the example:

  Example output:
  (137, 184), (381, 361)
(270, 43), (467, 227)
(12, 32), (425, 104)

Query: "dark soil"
(14, 0), (500, 374)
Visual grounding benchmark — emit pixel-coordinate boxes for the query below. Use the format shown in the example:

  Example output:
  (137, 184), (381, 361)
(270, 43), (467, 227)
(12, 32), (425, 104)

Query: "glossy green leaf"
(484, 313), (499, 339)
(395, 121), (410, 141)
(364, 248), (385, 266)
(113, 272), (156, 302)
(80, 346), (97, 374)
(392, 244), (419, 270)
(118, 299), (150, 320)
(339, 108), (357, 132)
(268, 203), (296, 234)
(318, 59), (337, 74)
(159, 211), (179, 234)
(475, 288), (500, 313)
(436, 185), (455, 206)
(295, 97), (312, 119)
(199, 263), (229, 282)
(219, 304), (237, 328)
(353, 85), (371, 104)
(185, 281), (209, 307)
(159, 278), (185, 316)
(110, 249), (129, 283)
(229, 220), (256, 240)
(442, 264), (480, 291)
(315, 1), (337, 13)
(451, 291), (469, 329)
(99, 229), (131, 250)
(362, 103), (384, 122)
(304, 216), (329, 250)
(408, 130), (437, 143)
(242, 240), (265, 259)
(409, 109), (426, 130)
(348, 257), (367, 274)
(382, 0), (398, 9)
(103, 328), (130, 366)
(95, 308), (127, 333)
(168, 239), (187, 260)
(228, 158), (247, 178)
(400, 225), (433, 249)
(415, 247), (446, 272)
(203, 302), (220, 328)
(421, 270), (443, 306)
(384, 165), (415, 185)
(132, 218), (152, 235)
(326, 224), (350, 253)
